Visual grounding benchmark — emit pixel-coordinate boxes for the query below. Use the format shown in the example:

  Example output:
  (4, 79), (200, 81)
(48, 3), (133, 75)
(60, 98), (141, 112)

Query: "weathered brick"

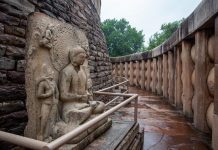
(4, 25), (25, 37)
(6, 46), (25, 58)
(0, 0), (35, 14)
(0, 72), (7, 84)
(0, 23), (4, 33)
(0, 57), (15, 70)
(0, 34), (25, 47)
(0, 101), (25, 116)
(17, 60), (26, 72)
(0, 44), (6, 56)
(7, 71), (25, 84)
(0, 85), (26, 102)
(0, 11), (20, 26)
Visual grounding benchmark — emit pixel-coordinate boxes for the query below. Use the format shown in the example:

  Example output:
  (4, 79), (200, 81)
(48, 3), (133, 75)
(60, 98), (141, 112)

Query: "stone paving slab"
(111, 87), (211, 150)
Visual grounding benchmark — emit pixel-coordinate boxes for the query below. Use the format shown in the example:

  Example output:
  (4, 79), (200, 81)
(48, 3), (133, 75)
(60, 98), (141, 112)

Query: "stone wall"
(111, 0), (218, 149)
(0, 0), (112, 149)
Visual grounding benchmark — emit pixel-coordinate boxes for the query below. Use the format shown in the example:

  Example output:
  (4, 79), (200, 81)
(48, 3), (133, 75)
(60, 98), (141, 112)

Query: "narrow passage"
(111, 87), (211, 150)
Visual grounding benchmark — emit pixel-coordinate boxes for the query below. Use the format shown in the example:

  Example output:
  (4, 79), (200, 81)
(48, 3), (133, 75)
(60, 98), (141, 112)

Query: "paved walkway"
(111, 87), (211, 150)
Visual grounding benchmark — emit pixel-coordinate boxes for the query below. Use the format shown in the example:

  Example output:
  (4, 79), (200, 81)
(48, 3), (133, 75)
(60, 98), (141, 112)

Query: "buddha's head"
(69, 46), (87, 66)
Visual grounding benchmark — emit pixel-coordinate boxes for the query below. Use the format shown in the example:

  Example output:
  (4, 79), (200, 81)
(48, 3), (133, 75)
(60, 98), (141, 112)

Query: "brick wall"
(0, 0), (112, 148)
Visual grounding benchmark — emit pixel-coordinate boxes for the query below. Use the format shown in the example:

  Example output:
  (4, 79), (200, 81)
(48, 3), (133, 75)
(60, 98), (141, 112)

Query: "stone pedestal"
(60, 119), (112, 150)
(84, 121), (144, 150)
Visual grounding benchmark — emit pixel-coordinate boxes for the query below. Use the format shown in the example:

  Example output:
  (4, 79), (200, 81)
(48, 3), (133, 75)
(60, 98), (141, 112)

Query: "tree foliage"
(101, 18), (144, 57)
(146, 20), (182, 51)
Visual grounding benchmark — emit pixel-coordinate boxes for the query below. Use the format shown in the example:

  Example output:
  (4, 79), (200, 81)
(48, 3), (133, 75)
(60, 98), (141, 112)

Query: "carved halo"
(50, 24), (89, 71)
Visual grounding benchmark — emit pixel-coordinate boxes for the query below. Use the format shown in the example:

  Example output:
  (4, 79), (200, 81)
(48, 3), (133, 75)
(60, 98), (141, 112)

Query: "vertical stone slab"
(194, 31), (211, 132)
(157, 56), (163, 95)
(120, 62), (123, 78)
(162, 54), (168, 98)
(144, 61), (147, 89)
(150, 60), (153, 90)
(181, 41), (194, 118)
(128, 62), (131, 81)
(168, 51), (174, 104)
(152, 58), (157, 93)
(129, 61), (134, 86)
(175, 46), (182, 108)
(114, 63), (118, 77)
(136, 61), (140, 87)
(214, 17), (218, 115)
(213, 17), (218, 150)
(140, 60), (145, 89)
(156, 57), (160, 93)
(125, 62), (128, 79)
(133, 62), (137, 86)
(146, 59), (151, 91)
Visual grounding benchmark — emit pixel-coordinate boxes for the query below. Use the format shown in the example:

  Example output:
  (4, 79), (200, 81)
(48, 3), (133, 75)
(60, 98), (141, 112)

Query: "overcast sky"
(101, 0), (202, 46)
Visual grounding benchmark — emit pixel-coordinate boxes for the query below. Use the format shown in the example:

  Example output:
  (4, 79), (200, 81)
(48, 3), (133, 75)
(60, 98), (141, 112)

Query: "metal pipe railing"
(0, 131), (48, 150)
(96, 76), (128, 92)
(105, 90), (128, 107)
(0, 77), (137, 150)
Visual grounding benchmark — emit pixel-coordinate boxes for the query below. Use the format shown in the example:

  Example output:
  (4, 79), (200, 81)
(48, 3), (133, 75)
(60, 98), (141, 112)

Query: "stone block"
(0, 85), (26, 102)
(59, 119), (112, 150)
(0, 34), (25, 48)
(0, 101), (25, 116)
(0, 72), (7, 84)
(17, 60), (26, 72)
(6, 46), (25, 59)
(0, 57), (15, 70)
(0, 3), (26, 19)
(0, 23), (4, 33)
(0, 110), (27, 130)
(0, 11), (20, 26)
(0, 44), (6, 56)
(4, 25), (25, 37)
(1, 0), (35, 14)
(7, 71), (25, 84)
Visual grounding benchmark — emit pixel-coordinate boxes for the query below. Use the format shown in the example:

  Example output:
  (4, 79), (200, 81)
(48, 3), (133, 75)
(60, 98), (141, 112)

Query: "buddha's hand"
(89, 101), (97, 109)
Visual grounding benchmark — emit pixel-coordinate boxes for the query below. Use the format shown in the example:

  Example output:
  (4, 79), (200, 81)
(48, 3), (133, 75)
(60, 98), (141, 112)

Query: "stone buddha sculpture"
(59, 46), (105, 125)
(25, 14), (111, 147)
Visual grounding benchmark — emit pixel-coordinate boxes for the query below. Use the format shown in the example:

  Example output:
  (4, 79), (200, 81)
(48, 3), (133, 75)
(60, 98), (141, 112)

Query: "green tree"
(101, 18), (144, 57)
(146, 20), (183, 51)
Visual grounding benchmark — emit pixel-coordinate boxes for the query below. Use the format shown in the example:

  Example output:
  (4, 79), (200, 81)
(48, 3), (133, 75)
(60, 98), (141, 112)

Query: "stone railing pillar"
(125, 62), (128, 79)
(193, 31), (212, 132)
(213, 17), (218, 150)
(152, 58), (157, 93)
(129, 61), (134, 86)
(146, 59), (151, 91)
(120, 62), (124, 78)
(140, 60), (145, 89)
(136, 61), (140, 87)
(157, 57), (163, 95)
(175, 46), (182, 108)
(162, 54), (168, 98)
(168, 51), (174, 104)
(114, 63), (118, 77)
(181, 41), (194, 118)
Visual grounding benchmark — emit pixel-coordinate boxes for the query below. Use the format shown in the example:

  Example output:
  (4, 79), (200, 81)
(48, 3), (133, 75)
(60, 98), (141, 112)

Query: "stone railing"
(110, 0), (218, 149)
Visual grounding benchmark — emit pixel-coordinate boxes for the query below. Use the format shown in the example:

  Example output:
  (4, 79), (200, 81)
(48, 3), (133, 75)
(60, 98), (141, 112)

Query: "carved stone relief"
(24, 13), (107, 144)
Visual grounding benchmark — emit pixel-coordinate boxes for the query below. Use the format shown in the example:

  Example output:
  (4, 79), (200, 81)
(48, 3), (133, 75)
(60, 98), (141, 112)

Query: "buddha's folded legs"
(64, 107), (93, 125)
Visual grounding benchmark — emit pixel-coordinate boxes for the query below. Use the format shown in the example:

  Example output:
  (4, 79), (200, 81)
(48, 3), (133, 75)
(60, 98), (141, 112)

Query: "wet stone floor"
(110, 87), (211, 150)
